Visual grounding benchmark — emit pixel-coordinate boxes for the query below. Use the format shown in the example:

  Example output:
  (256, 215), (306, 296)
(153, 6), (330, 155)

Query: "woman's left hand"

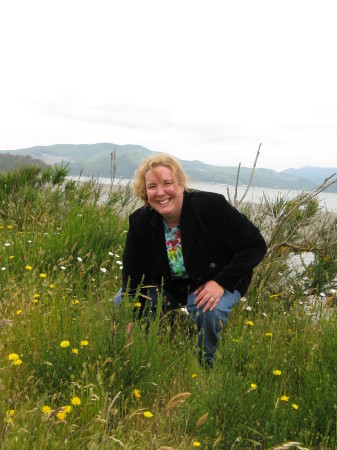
(194, 280), (224, 312)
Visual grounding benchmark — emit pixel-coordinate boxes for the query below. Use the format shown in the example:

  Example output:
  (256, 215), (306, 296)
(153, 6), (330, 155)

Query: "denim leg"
(187, 289), (241, 363)
(114, 288), (124, 306)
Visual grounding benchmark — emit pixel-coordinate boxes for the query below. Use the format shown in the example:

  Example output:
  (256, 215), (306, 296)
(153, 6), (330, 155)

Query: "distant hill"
(1, 143), (336, 192)
(282, 167), (337, 186)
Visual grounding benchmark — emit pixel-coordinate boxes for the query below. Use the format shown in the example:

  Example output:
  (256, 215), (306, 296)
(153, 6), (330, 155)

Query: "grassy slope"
(0, 168), (337, 449)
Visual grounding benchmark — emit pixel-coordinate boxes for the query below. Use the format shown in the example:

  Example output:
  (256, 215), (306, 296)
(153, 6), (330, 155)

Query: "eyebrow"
(146, 178), (173, 186)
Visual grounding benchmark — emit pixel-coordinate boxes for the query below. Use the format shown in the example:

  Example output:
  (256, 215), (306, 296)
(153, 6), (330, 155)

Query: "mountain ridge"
(1, 143), (336, 192)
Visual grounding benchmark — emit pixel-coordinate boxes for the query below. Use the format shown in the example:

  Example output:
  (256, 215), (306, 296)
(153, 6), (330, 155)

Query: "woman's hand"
(194, 280), (224, 312)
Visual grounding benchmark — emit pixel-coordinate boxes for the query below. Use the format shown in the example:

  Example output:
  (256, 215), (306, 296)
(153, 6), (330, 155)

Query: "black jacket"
(122, 190), (267, 300)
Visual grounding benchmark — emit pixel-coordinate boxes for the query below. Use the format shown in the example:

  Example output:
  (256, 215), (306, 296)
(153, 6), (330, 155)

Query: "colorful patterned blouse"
(163, 220), (189, 279)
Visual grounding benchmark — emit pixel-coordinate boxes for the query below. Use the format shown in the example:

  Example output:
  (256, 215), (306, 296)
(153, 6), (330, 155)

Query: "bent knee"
(202, 308), (229, 330)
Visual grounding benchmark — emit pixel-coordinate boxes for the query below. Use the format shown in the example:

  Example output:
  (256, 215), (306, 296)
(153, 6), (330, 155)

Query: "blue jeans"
(114, 286), (241, 364)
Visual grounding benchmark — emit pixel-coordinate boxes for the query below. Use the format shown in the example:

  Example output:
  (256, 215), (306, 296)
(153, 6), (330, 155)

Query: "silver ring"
(210, 297), (215, 301)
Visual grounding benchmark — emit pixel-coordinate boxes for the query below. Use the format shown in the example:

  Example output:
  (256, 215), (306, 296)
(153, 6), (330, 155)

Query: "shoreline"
(68, 176), (337, 213)
(94, 180), (337, 215)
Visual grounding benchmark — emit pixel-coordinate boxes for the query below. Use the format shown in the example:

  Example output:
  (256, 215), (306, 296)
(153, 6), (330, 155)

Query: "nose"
(156, 184), (165, 196)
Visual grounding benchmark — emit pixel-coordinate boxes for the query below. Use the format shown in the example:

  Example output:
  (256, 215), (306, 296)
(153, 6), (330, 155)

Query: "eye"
(147, 184), (156, 190)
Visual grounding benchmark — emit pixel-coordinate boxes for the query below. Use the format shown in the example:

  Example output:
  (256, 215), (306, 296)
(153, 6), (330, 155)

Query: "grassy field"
(1, 166), (337, 449)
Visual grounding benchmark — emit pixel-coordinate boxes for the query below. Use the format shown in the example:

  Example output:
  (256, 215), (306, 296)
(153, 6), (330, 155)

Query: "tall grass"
(0, 166), (336, 449)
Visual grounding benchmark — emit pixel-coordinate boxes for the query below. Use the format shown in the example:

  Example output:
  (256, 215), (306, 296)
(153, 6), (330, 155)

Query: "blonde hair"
(133, 153), (188, 205)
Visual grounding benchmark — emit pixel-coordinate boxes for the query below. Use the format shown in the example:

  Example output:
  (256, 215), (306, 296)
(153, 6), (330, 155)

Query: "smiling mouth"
(158, 199), (170, 205)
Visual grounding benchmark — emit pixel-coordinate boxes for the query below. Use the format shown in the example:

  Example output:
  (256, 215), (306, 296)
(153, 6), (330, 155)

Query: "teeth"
(159, 199), (170, 205)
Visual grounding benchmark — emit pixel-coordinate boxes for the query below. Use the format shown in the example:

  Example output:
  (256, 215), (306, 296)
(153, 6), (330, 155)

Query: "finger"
(202, 296), (217, 312)
(209, 299), (219, 311)
(196, 295), (208, 308)
(202, 299), (213, 312)
(195, 292), (213, 307)
(194, 290), (207, 305)
(194, 294), (203, 305)
(193, 285), (204, 296)
(202, 297), (214, 312)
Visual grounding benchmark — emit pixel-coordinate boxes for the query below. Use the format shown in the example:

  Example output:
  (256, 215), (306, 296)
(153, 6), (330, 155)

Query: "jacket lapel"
(150, 213), (171, 280)
(179, 193), (199, 263)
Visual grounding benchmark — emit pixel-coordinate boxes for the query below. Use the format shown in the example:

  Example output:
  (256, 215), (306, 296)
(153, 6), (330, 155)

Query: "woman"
(115, 154), (267, 365)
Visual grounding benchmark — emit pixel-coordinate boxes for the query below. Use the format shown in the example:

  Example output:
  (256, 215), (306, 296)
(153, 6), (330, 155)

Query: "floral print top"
(163, 220), (189, 279)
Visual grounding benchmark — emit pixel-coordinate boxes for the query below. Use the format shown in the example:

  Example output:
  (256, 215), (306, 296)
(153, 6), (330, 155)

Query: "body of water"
(73, 176), (337, 212)
(189, 181), (337, 213)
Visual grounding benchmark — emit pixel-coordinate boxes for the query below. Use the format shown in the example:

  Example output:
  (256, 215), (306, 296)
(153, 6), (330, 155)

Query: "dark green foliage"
(0, 152), (48, 172)
(0, 163), (70, 223)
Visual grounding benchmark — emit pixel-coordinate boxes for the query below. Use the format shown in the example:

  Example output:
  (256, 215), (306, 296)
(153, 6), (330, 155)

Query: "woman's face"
(145, 165), (184, 226)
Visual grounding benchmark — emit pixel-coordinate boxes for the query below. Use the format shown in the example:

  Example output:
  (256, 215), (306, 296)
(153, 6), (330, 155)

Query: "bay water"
(92, 177), (337, 212)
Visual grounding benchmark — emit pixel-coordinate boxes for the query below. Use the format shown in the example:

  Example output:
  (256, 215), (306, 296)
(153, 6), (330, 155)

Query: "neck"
(164, 217), (179, 228)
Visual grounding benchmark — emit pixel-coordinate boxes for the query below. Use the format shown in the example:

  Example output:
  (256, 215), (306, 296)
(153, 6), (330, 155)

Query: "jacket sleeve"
(122, 211), (153, 299)
(212, 196), (267, 292)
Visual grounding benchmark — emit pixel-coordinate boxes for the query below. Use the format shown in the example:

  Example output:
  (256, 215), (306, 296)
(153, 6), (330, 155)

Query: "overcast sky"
(1, 0), (336, 171)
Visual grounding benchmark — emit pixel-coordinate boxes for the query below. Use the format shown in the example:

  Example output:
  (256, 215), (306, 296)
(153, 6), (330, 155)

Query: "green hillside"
(0, 143), (328, 190)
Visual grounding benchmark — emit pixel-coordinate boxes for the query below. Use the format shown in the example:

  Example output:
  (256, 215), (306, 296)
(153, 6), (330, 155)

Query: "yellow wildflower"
(63, 405), (72, 414)
(71, 396), (81, 406)
(25, 265), (33, 271)
(134, 302), (142, 308)
(42, 405), (51, 414)
(13, 359), (23, 366)
(40, 273), (47, 278)
(192, 373), (198, 379)
(292, 403), (299, 410)
(71, 299), (79, 305)
(49, 284), (55, 289)
(72, 348), (79, 355)
(273, 369), (282, 376)
(232, 338), (239, 342)
(8, 353), (19, 361)
(250, 383), (257, 390)
(34, 293), (40, 298)
(143, 411), (153, 418)
(280, 395), (289, 402)
(9, 255), (14, 259)
(6, 410), (15, 417)
(80, 340), (88, 347)
(16, 310), (22, 315)
(269, 294), (279, 299)
(193, 442), (201, 447)
(56, 411), (67, 420)
(245, 320), (254, 326)
(60, 340), (70, 348)
(133, 389), (141, 399)
(265, 332), (272, 337)
(7, 225), (13, 229)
